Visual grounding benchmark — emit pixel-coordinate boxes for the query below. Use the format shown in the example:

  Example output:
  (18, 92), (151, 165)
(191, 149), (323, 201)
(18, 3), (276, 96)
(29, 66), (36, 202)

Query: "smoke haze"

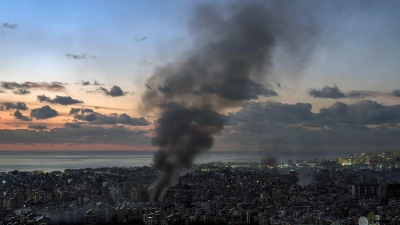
(141, 0), (321, 201)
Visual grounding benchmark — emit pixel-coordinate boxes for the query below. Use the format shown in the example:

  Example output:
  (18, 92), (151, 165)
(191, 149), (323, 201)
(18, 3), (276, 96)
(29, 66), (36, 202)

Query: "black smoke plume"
(141, 0), (320, 201)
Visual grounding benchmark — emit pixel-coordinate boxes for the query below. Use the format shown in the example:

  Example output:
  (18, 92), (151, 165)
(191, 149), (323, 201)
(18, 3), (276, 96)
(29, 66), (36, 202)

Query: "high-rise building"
(84, 209), (96, 225)
(0, 207), (5, 222)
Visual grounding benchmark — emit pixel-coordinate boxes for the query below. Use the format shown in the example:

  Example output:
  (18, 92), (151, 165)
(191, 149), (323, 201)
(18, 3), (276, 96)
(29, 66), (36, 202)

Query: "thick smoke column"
(142, 0), (319, 201)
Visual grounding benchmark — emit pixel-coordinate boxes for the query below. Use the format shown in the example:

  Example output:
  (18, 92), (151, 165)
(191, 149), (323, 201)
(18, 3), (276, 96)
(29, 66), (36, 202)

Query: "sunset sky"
(1, 0), (400, 151)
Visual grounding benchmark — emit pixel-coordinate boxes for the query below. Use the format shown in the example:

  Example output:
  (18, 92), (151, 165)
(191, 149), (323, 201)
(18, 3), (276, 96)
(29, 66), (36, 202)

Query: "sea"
(0, 150), (351, 172)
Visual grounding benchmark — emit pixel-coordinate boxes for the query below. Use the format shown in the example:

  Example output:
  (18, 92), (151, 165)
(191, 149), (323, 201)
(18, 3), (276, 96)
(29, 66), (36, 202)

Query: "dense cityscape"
(1, 150), (400, 225)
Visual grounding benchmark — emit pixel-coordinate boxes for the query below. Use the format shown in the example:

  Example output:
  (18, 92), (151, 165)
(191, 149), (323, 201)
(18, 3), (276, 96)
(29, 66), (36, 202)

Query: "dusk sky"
(1, 0), (400, 151)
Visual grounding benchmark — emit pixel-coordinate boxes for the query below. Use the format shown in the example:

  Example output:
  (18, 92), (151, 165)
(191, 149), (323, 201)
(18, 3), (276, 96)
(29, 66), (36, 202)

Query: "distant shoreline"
(0, 150), (358, 172)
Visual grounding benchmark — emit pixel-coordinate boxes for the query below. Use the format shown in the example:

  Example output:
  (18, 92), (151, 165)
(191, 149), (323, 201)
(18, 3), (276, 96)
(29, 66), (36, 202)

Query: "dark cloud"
(118, 113), (150, 126)
(205, 100), (400, 152)
(13, 89), (31, 95)
(37, 95), (51, 102)
(37, 95), (83, 105)
(69, 107), (94, 115)
(26, 82), (67, 92)
(74, 112), (150, 126)
(1, 82), (26, 90)
(142, 0), (321, 201)
(3, 23), (18, 28)
(135, 37), (147, 41)
(219, 101), (400, 152)
(392, 89), (400, 97)
(308, 85), (381, 99)
(346, 90), (375, 99)
(307, 85), (345, 99)
(81, 108), (94, 113)
(222, 122), (400, 153)
(64, 122), (85, 128)
(75, 113), (98, 122)
(28, 125), (48, 130)
(0, 81), (67, 92)
(30, 106), (59, 120)
(318, 100), (400, 125)
(0, 102), (28, 111)
(0, 126), (150, 146)
(228, 100), (400, 128)
(99, 85), (127, 97)
(13, 110), (31, 121)
(228, 101), (313, 125)
(69, 108), (81, 115)
(81, 80), (104, 86)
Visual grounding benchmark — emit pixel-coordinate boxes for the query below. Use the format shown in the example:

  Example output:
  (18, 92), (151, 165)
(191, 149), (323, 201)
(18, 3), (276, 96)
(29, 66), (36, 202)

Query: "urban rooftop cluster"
(1, 150), (400, 225)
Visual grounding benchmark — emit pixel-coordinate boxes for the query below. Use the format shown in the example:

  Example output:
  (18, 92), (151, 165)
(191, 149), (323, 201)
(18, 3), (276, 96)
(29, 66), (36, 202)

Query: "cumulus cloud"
(213, 100), (400, 151)
(13, 89), (31, 95)
(69, 108), (81, 115)
(37, 95), (83, 105)
(228, 100), (400, 127)
(30, 106), (58, 120)
(307, 85), (345, 99)
(219, 100), (400, 151)
(28, 125), (48, 130)
(0, 81), (67, 93)
(75, 113), (98, 122)
(392, 89), (400, 97)
(69, 107), (93, 115)
(0, 102), (28, 111)
(98, 85), (127, 97)
(74, 112), (150, 126)
(13, 110), (31, 121)
(317, 100), (400, 125)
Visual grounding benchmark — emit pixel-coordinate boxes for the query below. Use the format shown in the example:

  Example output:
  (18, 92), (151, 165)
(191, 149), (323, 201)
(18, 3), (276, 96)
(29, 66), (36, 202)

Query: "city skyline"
(1, 0), (400, 150)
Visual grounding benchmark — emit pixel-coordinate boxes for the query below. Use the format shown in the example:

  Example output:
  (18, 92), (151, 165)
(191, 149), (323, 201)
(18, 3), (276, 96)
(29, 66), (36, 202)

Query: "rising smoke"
(141, 0), (320, 201)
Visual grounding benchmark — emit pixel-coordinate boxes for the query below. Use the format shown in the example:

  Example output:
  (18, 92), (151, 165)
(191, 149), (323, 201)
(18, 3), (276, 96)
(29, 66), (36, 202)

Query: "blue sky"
(2, 0), (400, 90)
(1, 0), (400, 151)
